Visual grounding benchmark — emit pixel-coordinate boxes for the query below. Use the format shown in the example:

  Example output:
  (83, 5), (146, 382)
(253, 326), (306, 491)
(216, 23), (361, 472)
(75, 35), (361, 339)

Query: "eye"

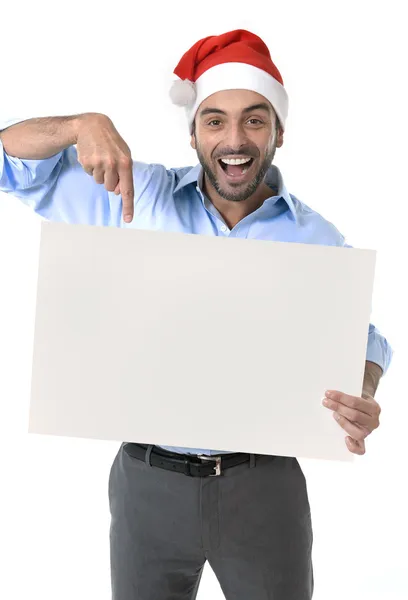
(206, 118), (263, 127)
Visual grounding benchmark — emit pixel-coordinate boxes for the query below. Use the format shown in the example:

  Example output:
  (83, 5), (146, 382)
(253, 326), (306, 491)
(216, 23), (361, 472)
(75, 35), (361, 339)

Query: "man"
(0, 29), (393, 600)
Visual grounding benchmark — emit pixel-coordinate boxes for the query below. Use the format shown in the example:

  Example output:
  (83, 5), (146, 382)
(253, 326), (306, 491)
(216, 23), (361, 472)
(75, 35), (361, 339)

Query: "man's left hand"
(322, 390), (381, 455)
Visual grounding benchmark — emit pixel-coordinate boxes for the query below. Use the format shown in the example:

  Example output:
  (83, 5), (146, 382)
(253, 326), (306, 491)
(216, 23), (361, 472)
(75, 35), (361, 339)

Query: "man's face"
(190, 89), (284, 202)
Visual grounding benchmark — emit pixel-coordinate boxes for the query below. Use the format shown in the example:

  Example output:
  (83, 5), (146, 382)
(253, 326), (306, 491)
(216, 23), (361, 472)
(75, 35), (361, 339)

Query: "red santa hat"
(169, 29), (289, 134)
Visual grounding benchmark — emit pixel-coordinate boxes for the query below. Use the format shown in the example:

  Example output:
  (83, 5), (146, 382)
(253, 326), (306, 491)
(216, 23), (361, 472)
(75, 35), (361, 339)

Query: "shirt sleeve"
(342, 241), (394, 375)
(0, 134), (160, 227)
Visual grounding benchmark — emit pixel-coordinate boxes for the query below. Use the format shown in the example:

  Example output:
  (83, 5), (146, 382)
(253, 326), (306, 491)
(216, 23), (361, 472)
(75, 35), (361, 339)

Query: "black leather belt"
(123, 443), (258, 477)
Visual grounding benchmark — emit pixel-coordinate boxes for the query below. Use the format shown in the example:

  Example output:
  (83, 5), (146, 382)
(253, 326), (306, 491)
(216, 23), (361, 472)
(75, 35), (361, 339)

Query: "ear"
(190, 133), (196, 150)
(276, 127), (284, 149)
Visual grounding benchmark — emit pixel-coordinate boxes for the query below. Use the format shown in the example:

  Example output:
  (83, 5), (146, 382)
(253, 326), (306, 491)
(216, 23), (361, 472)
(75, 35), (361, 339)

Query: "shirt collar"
(174, 163), (299, 224)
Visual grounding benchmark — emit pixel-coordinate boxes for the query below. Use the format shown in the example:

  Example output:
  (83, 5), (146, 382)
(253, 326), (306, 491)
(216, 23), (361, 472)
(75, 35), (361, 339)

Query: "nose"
(222, 123), (250, 153)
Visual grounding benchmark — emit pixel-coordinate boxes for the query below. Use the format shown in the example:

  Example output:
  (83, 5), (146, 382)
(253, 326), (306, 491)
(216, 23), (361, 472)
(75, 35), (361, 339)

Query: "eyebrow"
(199, 102), (272, 118)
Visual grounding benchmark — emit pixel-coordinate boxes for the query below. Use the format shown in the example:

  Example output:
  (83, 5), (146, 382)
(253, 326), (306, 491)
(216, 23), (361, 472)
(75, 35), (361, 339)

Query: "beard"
(195, 138), (277, 203)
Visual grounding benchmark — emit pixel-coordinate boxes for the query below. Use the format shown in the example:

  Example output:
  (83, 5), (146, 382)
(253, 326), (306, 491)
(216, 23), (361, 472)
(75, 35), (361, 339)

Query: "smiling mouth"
(218, 157), (255, 185)
(218, 157), (255, 177)
(218, 157), (255, 183)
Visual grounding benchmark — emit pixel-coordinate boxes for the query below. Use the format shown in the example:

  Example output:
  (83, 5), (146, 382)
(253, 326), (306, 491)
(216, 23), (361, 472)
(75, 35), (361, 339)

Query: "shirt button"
(220, 225), (228, 232)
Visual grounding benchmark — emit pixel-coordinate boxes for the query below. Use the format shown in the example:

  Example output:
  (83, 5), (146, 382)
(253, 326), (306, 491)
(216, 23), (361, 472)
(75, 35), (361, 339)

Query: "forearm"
(0, 114), (85, 160)
(363, 360), (383, 398)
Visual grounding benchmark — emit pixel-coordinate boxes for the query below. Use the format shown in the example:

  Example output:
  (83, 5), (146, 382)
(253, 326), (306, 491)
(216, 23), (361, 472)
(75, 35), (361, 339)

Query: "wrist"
(71, 112), (110, 144)
(68, 114), (87, 145)
(363, 360), (383, 399)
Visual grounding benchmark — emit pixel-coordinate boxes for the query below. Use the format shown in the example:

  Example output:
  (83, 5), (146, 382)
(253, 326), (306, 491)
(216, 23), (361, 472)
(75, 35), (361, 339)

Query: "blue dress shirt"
(0, 137), (393, 456)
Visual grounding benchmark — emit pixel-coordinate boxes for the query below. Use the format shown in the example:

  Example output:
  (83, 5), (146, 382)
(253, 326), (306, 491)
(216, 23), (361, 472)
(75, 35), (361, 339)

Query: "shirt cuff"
(366, 325), (394, 375)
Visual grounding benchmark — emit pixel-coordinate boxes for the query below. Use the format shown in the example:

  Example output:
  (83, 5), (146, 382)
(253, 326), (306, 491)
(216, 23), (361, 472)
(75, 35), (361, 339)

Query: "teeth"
(221, 157), (252, 165)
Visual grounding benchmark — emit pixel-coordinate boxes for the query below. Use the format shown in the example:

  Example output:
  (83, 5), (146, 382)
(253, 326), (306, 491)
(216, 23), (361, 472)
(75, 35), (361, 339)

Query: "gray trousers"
(108, 443), (314, 600)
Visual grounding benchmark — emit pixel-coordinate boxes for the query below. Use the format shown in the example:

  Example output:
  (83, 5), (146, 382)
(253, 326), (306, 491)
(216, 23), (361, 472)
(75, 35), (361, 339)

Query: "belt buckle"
(197, 455), (222, 476)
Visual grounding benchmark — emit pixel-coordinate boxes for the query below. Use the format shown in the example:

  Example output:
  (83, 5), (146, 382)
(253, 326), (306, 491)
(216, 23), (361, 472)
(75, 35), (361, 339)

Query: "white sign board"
(28, 222), (376, 462)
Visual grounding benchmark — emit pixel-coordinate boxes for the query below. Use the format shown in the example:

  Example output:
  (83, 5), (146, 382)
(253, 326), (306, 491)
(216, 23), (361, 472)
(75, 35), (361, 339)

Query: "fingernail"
(124, 215), (132, 223)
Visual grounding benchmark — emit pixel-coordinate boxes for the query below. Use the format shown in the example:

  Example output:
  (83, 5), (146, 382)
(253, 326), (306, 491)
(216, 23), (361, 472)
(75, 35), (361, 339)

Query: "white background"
(0, 1), (406, 599)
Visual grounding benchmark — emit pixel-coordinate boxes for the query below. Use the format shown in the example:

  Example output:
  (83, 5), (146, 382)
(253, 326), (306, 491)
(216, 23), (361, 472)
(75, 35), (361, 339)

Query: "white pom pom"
(169, 79), (196, 107)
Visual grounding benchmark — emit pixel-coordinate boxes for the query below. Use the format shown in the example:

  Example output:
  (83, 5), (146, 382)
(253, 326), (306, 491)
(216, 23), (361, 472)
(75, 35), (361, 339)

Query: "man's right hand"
(75, 113), (134, 223)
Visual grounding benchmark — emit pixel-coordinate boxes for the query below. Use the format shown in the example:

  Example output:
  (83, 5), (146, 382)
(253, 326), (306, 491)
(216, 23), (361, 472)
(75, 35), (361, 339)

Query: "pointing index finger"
(119, 160), (134, 223)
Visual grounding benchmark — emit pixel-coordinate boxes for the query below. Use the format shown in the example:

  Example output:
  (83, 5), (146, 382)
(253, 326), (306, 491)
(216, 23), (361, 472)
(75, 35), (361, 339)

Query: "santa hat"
(169, 29), (289, 134)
